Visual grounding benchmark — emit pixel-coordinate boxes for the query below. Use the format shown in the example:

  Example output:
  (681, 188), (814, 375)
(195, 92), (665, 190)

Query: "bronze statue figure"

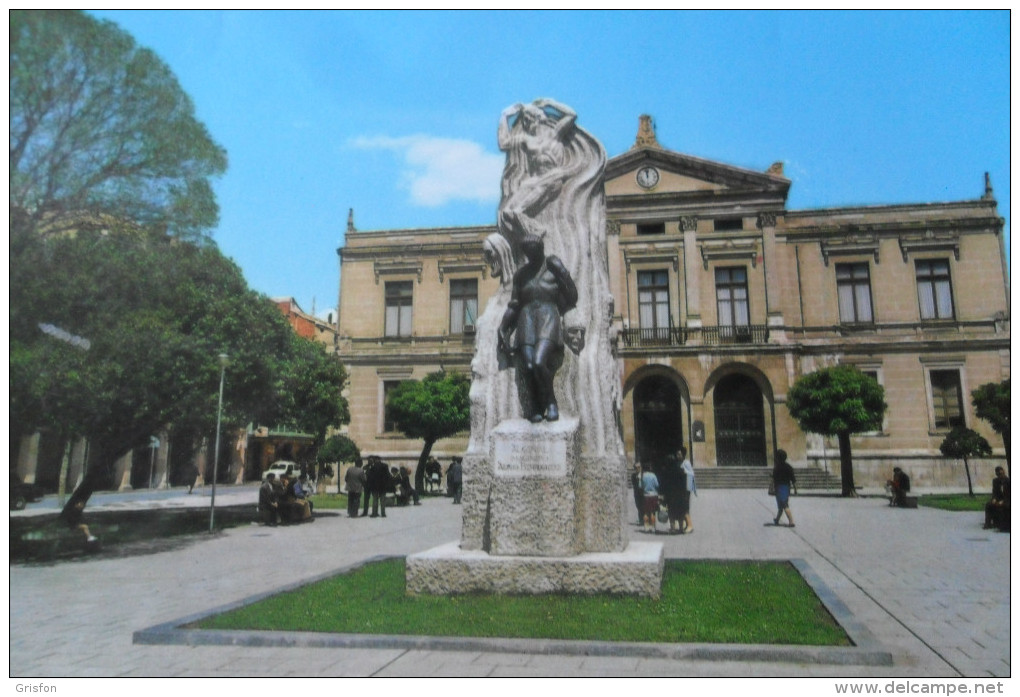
(498, 234), (578, 423)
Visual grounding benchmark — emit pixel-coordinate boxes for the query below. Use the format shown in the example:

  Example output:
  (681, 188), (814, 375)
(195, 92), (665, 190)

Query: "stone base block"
(406, 540), (664, 598)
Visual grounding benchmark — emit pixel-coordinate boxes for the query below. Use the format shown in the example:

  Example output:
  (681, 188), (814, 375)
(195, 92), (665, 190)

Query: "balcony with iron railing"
(620, 323), (770, 349)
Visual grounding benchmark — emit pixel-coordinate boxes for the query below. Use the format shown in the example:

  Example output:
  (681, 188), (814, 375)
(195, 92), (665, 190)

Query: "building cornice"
(782, 198), (1001, 224)
(606, 147), (790, 195)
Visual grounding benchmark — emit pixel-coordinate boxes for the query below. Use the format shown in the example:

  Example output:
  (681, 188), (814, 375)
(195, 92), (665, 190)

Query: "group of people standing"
(632, 446), (799, 533)
(634, 445), (696, 534)
(341, 455), (464, 519)
(342, 455), (417, 519)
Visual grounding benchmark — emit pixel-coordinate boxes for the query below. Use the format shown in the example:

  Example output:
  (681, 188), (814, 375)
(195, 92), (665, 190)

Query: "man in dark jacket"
(259, 473), (280, 526)
(366, 456), (393, 518)
(448, 456), (463, 504)
(344, 457), (366, 518)
(984, 466), (1010, 531)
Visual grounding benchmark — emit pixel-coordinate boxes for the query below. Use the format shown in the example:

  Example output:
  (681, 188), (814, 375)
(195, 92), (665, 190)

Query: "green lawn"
(918, 494), (987, 512)
(194, 557), (850, 646)
(308, 493), (347, 510)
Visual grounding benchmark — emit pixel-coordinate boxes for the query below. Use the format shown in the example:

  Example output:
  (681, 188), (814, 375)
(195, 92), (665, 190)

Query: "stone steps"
(694, 466), (841, 490)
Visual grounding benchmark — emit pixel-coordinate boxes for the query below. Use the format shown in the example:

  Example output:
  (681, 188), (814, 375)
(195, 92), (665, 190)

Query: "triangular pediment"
(605, 147), (790, 200)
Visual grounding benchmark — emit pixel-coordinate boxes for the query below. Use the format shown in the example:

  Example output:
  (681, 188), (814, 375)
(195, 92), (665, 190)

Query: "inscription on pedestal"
(494, 437), (567, 477)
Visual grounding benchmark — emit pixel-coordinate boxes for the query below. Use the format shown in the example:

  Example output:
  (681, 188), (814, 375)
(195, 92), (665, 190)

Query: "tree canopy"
(10, 222), (349, 518)
(317, 435), (361, 467)
(786, 365), (887, 496)
(386, 371), (471, 493)
(10, 10), (227, 241)
(972, 379), (1010, 470)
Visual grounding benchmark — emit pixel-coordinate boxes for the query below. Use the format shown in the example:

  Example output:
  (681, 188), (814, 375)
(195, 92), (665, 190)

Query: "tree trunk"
(58, 440), (129, 525)
(837, 431), (856, 497)
(58, 454), (109, 525)
(963, 456), (974, 496)
(413, 438), (435, 497)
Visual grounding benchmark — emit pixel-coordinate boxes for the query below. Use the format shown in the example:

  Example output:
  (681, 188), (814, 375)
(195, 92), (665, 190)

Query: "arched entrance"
(713, 373), (767, 467)
(633, 375), (683, 467)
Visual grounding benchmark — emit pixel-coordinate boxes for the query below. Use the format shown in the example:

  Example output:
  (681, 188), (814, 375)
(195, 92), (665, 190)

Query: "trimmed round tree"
(971, 379), (1009, 472)
(386, 371), (471, 496)
(939, 427), (992, 497)
(316, 434), (361, 481)
(786, 365), (887, 497)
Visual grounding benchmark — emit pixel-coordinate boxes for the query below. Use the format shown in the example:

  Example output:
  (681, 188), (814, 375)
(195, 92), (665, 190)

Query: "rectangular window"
(637, 270), (670, 340)
(714, 217), (743, 231)
(916, 259), (954, 320)
(383, 380), (401, 432)
(930, 369), (964, 430)
(715, 267), (749, 328)
(836, 263), (874, 323)
(384, 281), (413, 337)
(637, 222), (665, 236)
(449, 278), (478, 334)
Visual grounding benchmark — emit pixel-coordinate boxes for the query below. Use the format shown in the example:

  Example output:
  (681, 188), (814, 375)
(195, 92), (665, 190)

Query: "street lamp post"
(209, 353), (229, 533)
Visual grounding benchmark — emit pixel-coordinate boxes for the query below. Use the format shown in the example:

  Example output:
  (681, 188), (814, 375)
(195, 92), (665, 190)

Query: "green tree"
(316, 435), (361, 479)
(972, 379), (1010, 472)
(939, 427), (993, 497)
(278, 336), (350, 449)
(386, 371), (471, 495)
(10, 10), (226, 241)
(9, 225), (348, 522)
(786, 365), (887, 497)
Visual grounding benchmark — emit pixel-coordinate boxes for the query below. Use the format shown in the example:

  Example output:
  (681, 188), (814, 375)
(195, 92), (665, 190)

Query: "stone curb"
(133, 555), (892, 667)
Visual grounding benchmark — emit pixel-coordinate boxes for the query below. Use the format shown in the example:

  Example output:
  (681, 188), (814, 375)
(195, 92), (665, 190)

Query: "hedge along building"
(335, 116), (1009, 489)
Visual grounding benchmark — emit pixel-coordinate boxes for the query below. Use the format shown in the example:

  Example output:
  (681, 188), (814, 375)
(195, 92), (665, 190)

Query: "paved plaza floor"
(8, 485), (1011, 678)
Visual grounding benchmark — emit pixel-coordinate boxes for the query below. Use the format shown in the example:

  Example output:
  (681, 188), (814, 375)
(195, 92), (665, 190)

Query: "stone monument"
(406, 99), (663, 597)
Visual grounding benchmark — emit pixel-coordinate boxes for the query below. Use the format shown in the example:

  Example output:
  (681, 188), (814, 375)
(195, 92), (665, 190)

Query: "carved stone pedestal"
(405, 418), (664, 597)
(489, 417), (580, 557)
(406, 540), (664, 598)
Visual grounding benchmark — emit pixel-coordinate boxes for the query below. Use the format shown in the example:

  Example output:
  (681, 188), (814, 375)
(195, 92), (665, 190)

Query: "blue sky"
(91, 10), (1010, 319)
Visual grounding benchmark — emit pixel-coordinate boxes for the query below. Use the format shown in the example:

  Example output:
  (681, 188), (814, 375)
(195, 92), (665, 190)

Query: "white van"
(262, 460), (299, 482)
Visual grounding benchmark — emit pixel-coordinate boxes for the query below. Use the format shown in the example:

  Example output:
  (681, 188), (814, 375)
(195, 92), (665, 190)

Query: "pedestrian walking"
(448, 456), (463, 504)
(772, 449), (796, 527)
(678, 445), (696, 534)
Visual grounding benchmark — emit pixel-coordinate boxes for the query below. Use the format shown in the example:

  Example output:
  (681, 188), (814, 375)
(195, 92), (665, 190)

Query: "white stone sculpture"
(408, 100), (662, 596)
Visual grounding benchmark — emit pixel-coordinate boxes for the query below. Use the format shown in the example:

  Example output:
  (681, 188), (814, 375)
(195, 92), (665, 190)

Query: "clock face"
(636, 166), (659, 189)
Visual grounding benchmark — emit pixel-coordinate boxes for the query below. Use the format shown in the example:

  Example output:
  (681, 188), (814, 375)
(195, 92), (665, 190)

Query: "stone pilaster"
(680, 216), (701, 326)
(17, 433), (40, 483)
(113, 452), (133, 491)
(757, 212), (786, 339)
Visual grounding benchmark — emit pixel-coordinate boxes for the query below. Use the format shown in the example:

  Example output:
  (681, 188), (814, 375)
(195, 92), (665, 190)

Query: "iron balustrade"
(621, 326), (687, 348)
(620, 324), (770, 348)
(698, 324), (770, 345)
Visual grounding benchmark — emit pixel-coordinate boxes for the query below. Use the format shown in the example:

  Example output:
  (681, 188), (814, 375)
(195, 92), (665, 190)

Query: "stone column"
(68, 438), (88, 488)
(757, 212), (786, 340)
(16, 433), (40, 483)
(194, 438), (207, 486)
(680, 216), (701, 328)
(155, 431), (171, 488)
(113, 452), (133, 491)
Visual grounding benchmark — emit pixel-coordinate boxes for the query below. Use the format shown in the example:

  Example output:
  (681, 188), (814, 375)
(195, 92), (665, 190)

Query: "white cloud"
(352, 135), (503, 207)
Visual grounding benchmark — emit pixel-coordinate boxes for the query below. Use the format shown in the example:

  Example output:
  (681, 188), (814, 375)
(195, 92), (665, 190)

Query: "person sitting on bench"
(889, 467), (910, 507)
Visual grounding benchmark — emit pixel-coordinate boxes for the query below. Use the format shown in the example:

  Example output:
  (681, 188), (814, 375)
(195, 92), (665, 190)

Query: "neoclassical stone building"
(336, 117), (1009, 489)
